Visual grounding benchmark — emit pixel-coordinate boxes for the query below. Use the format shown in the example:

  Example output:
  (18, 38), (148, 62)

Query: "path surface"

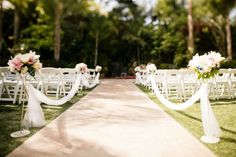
(7, 79), (216, 157)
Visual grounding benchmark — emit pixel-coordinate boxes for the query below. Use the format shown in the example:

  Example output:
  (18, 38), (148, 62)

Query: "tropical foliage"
(0, 0), (235, 76)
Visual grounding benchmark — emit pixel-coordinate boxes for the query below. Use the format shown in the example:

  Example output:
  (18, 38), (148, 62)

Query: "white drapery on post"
(94, 72), (100, 84)
(82, 72), (100, 88)
(200, 82), (221, 143)
(23, 72), (100, 128)
(142, 74), (221, 143)
(135, 72), (150, 87)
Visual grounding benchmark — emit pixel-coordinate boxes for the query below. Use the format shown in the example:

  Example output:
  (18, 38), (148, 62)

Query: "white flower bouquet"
(134, 66), (141, 72)
(8, 50), (42, 77)
(75, 63), (88, 73)
(188, 51), (225, 80)
(146, 63), (157, 73)
(95, 65), (102, 72)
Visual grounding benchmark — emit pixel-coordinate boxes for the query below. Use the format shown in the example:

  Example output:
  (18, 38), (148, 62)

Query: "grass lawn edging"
(138, 85), (236, 157)
(0, 89), (91, 157)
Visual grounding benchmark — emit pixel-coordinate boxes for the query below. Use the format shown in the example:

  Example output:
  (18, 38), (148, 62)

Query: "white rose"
(146, 63), (157, 72)
(32, 61), (42, 70)
(95, 65), (102, 72)
(21, 66), (28, 74)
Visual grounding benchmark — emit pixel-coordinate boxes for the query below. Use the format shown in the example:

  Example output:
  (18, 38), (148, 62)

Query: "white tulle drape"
(23, 73), (99, 128)
(82, 72), (100, 88)
(137, 73), (221, 143)
(199, 82), (221, 143)
(94, 72), (100, 84)
(135, 72), (150, 86)
(149, 75), (201, 110)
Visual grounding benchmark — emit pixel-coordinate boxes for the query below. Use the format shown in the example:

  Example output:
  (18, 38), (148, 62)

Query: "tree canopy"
(0, 0), (236, 76)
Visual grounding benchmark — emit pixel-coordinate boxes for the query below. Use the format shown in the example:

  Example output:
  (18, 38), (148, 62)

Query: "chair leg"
(13, 84), (20, 104)
(0, 84), (2, 99)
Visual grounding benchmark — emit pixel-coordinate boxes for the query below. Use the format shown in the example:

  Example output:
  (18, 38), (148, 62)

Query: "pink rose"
(28, 56), (35, 64)
(8, 57), (23, 71)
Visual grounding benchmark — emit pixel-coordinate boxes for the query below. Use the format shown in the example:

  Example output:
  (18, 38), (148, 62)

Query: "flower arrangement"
(75, 63), (88, 73)
(146, 63), (157, 73)
(188, 51), (225, 80)
(95, 65), (102, 72)
(8, 50), (42, 77)
(134, 66), (141, 72)
(139, 64), (146, 69)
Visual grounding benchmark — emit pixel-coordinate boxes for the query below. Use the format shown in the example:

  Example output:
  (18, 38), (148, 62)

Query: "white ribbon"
(82, 72), (100, 88)
(140, 74), (221, 143)
(200, 82), (221, 143)
(94, 72), (100, 84)
(23, 72), (100, 128)
(135, 72), (150, 86)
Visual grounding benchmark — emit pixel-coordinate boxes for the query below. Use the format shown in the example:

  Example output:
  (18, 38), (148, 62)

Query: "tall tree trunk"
(94, 31), (99, 67)
(137, 46), (140, 65)
(0, 0), (3, 52)
(187, 0), (194, 55)
(14, 7), (20, 46)
(54, 2), (63, 63)
(226, 15), (232, 60)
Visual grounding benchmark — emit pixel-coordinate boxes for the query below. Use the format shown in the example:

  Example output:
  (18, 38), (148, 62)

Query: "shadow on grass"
(0, 90), (91, 157)
(176, 111), (236, 135)
(221, 137), (236, 144)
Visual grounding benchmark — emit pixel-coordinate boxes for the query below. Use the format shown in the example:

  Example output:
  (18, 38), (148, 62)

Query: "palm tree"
(9, 0), (29, 46)
(0, 0), (3, 52)
(209, 0), (236, 60)
(89, 14), (118, 67)
(54, 1), (63, 62)
(187, 0), (194, 55)
(40, 0), (86, 63)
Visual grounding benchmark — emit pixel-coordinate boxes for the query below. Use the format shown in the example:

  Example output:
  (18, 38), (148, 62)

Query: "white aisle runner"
(7, 79), (216, 157)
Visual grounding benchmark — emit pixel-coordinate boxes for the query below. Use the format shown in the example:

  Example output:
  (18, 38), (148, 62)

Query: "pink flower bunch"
(8, 50), (42, 76)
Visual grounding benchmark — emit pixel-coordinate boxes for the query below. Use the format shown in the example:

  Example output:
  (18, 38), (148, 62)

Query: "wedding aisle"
(7, 79), (216, 157)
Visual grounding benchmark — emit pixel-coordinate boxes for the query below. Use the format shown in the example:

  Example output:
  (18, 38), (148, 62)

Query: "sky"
(94, 0), (157, 13)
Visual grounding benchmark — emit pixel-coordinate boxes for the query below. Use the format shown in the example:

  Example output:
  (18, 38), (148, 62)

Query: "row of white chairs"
(137, 69), (236, 101)
(0, 67), (97, 104)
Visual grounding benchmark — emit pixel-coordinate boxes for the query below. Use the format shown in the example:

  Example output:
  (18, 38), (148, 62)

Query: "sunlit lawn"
(0, 90), (91, 157)
(139, 86), (236, 157)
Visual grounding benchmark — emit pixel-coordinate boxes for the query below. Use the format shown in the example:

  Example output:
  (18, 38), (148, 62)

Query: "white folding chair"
(41, 67), (64, 99)
(213, 69), (232, 99)
(162, 70), (183, 100)
(0, 67), (20, 104)
(60, 68), (77, 94)
(180, 69), (198, 101)
(229, 69), (236, 98)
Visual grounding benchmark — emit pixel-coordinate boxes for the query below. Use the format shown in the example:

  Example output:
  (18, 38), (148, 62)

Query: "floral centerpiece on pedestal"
(8, 50), (42, 137)
(75, 63), (88, 73)
(95, 65), (102, 72)
(188, 51), (225, 80)
(8, 50), (42, 77)
(134, 66), (141, 72)
(146, 63), (157, 73)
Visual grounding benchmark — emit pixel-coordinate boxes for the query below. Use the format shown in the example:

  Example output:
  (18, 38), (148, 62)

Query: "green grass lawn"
(138, 86), (236, 157)
(0, 90), (91, 157)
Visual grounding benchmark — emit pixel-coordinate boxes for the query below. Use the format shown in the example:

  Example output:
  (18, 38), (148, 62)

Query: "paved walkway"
(7, 79), (216, 157)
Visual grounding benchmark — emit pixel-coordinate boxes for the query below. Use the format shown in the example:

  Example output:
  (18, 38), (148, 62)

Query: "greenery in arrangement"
(138, 86), (236, 157)
(0, 89), (90, 157)
(0, 0), (235, 76)
(188, 51), (225, 80)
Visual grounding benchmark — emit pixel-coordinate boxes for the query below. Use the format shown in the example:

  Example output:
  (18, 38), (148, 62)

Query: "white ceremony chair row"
(0, 67), (20, 104)
(0, 67), (98, 104)
(137, 68), (236, 101)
